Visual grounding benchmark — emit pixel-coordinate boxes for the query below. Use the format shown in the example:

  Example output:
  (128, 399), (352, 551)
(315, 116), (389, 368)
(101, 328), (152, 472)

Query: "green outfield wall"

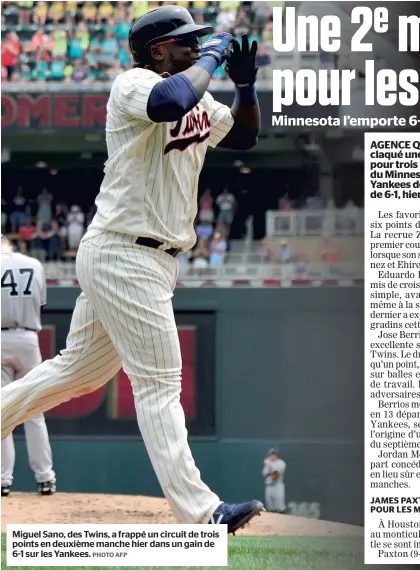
(12, 286), (364, 526)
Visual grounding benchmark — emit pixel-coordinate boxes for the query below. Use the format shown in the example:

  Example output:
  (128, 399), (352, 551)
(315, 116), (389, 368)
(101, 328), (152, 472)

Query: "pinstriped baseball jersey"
(1, 253), (46, 331)
(89, 67), (234, 250)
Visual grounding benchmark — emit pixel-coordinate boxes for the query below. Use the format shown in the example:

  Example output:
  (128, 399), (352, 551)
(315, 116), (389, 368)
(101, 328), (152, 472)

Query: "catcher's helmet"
(129, 6), (213, 66)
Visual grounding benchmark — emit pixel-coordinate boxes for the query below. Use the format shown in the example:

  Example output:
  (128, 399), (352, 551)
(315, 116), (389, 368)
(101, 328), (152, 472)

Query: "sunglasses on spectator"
(153, 35), (200, 48)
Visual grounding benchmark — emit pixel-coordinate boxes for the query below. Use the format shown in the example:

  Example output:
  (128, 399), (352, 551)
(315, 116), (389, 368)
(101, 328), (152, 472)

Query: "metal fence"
(266, 209), (364, 237)
(43, 260), (364, 284)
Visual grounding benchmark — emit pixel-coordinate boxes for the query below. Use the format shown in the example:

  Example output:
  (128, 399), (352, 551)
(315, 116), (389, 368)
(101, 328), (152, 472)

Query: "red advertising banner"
(38, 326), (196, 420)
(2, 93), (107, 130)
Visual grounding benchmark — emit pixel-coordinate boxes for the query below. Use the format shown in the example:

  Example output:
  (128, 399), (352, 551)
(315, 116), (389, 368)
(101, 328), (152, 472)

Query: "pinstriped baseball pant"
(2, 331), (55, 487)
(1, 230), (221, 524)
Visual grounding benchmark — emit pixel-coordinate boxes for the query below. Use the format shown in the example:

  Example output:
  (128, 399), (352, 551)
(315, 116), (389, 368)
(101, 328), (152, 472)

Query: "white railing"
(266, 209), (364, 237)
(225, 253), (267, 264)
(43, 261), (363, 284)
(177, 262), (363, 282)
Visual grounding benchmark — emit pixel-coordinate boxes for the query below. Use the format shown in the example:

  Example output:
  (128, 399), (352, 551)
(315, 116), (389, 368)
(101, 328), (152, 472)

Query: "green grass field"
(2, 534), (364, 570)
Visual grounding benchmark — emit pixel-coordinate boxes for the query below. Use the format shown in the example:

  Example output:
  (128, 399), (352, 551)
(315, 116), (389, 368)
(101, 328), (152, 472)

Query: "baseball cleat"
(1, 486), (10, 497)
(208, 500), (265, 534)
(37, 481), (56, 495)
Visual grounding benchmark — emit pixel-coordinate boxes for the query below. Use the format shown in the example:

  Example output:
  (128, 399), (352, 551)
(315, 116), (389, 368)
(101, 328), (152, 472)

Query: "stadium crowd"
(2, 183), (363, 272)
(1, 184), (238, 266)
(1, 1), (277, 83)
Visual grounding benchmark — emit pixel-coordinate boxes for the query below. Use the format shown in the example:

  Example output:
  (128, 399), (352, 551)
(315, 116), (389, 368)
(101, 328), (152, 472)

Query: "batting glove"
(199, 33), (233, 67)
(226, 34), (258, 86)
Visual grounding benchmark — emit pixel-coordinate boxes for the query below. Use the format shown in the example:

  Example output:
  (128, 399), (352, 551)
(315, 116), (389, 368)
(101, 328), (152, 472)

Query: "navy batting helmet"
(129, 6), (213, 66)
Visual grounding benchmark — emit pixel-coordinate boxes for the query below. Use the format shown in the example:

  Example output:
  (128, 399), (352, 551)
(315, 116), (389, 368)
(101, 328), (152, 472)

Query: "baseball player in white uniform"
(1, 236), (56, 497)
(1, 6), (264, 532)
(262, 448), (287, 513)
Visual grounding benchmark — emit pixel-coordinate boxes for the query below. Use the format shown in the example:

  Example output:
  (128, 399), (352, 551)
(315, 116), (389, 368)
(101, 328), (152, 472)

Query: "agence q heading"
(272, 7), (420, 112)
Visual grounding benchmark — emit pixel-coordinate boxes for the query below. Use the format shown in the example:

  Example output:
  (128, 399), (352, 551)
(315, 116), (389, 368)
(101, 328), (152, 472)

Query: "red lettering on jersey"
(165, 106), (210, 154)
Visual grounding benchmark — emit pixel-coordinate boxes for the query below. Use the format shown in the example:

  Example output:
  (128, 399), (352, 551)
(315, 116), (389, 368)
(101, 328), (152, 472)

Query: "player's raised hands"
(226, 34), (258, 86)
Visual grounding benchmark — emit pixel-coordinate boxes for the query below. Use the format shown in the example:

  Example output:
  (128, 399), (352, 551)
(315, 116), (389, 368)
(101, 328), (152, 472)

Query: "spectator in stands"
(2, 32), (20, 80)
(27, 28), (52, 57)
(259, 238), (272, 263)
(33, 1), (48, 25)
(2, 2), (19, 25)
(18, 1), (33, 26)
(216, 5), (236, 32)
(278, 194), (294, 211)
(248, 28), (260, 45)
(115, 10), (132, 44)
(252, 0), (271, 36)
(32, 219), (62, 262)
(1, 200), (7, 234)
(294, 253), (309, 280)
(36, 187), (53, 225)
(199, 189), (214, 224)
(10, 187), (28, 233)
(69, 30), (87, 61)
(216, 188), (236, 233)
(256, 40), (271, 80)
(76, 22), (91, 52)
(2, 1), (276, 84)
(55, 202), (69, 250)
(67, 205), (85, 250)
(262, 20), (273, 43)
(97, 1), (114, 22)
(33, 51), (50, 81)
(277, 239), (293, 264)
(321, 239), (340, 264)
(18, 218), (37, 244)
(5, 1), (275, 85)
(191, 239), (210, 269)
(118, 46), (131, 69)
(195, 221), (213, 243)
(209, 232), (228, 266)
(101, 30), (119, 64)
(52, 29), (68, 58)
(50, 55), (66, 81)
(65, 1), (78, 24)
(234, 7), (252, 36)
(131, 1), (149, 21)
(49, 1), (65, 24)
(72, 59), (89, 83)
(82, 1), (97, 23)
(240, 1), (253, 23)
(193, 1), (208, 24)
(106, 61), (124, 80)
(341, 199), (359, 234)
(306, 192), (324, 210)
(9, 70), (22, 82)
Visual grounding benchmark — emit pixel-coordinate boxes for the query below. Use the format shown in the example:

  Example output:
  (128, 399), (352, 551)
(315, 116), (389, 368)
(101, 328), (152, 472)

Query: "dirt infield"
(1, 493), (363, 537)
